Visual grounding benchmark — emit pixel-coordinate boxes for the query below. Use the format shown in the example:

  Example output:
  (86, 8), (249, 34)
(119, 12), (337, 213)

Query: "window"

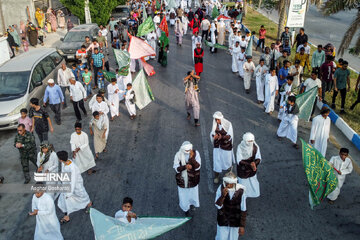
(0, 71), (30, 100)
(39, 56), (55, 76)
(29, 64), (45, 92)
(50, 52), (63, 66)
(92, 28), (99, 37)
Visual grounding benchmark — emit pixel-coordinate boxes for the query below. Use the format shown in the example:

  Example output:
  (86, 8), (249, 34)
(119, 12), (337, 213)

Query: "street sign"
(286, 0), (307, 28)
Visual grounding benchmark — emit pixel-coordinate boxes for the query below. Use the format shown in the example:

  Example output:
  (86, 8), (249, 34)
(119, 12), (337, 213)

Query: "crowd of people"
(5, 0), (358, 239)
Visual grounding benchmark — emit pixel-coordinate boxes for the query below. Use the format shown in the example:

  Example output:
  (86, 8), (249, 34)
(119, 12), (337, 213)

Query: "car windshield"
(63, 31), (90, 42)
(113, 8), (129, 14)
(0, 71), (30, 101)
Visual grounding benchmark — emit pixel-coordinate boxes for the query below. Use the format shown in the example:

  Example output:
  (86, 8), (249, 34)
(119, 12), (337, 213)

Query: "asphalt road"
(1, 25), (360, 240)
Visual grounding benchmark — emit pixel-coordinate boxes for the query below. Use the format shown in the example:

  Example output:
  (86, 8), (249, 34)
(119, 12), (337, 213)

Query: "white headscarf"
(174, 141), (193, 188)
(210, 111), (232, 143)
(222, 171), (245, 193)
(238, 132), (255, 160)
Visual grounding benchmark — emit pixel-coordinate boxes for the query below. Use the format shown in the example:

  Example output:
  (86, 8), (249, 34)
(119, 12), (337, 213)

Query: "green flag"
(132, 69), (155, 110)
(113, 49), (130, 76)
(159, 31), (169, 50)
(295, 86), (318, 121)
(204, 40), (228, 50)
(301, 139), (338, 209)
(212, 7), (219, 19)
(137, 16), (155, 37)
(156, 0), (160, 10)
(103, 71), (116, 82)
(90, 208), (190, 239)
(245, 35), (253, 56)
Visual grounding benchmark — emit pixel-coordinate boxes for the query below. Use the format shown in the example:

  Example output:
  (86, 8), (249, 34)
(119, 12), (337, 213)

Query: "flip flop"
(60, 217), (70, 225)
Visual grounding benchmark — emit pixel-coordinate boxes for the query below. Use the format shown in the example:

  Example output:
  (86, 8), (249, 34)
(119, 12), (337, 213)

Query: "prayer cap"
(47, 79), (55, 84)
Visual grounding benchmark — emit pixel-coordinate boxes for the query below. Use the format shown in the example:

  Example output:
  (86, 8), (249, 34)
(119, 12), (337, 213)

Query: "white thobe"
(32, 193), (63, 240)
(173, 150), (201, 212)
(215, 185), (247, 240)
(236, 144), (262, 198)
(277, 105), (299, 144)
(278, 84), (293, 120)
(107, 84), (120, 117)
(243, 61), (255, 90)
(88, 95), (109, 112)
(239, 40), (247, 49)
(117, 73), (132, 101)
(228, 34), (236, 54)
(210, 24), (216, 53)
(182, 16), (189, 35)
(231, 46), (240, 73)
(125, 89), (136, 116)
(309, 115), (331, 157)
(115, 210), (136, 224)
(327, 156), (353, 201)
(238, 52), (245, 78)
(255, 65), (268, 101)
(264, 74), (279, 113)
(57, 161), (91, 215)
(146, 32), (157, 59)
(91, 101), (110, 139)
(70, 131), (96, 173)
(212, 124), (235, 173)
(130, 58), (136, 72)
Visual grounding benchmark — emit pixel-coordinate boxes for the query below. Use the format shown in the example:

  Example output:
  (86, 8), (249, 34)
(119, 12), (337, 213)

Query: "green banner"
(301, 139), (337, 209)
(204, 40), (228, 50)
(295, 86), (317, 121)
(103, 71), (116, 82)
(137, 16), (155, 37)
(159, 31), (169, 50)
(113, 49), (130, 76)
(132, 69), (155, 110)
(212, 7), (219, 19)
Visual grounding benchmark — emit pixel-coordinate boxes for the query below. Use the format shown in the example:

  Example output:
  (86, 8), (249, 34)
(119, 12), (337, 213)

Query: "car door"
(34, 56), (56, 101)
(29, 63), (46, 104)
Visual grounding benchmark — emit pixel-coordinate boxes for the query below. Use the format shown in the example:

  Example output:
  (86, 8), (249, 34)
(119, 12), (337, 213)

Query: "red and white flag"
(128, 33), (156, 59)
(159, 17), (169, 37)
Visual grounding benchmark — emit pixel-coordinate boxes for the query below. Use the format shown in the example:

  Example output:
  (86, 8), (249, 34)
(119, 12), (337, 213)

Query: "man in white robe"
(89, 89), (108, 111)
(215, 171), (247, 240)
(91, 94), (110, 139)
(236, 132), (261, 198)
(124, 83), (136, 119)
(70, 122), (96, 175)
(217, 19), (226, 45)
(228, 28), (237, 55)
(210, 111), (235, 183)
(191, 32), (202, 63)
(238, 47), (246, 79)
(107, 78), (120, 120)
(243, 56), (255, 93)
(146, 31), (157, 59)
(327, 148), (353, 203)
(182, 16), (189, 35)
(254, 59), (268, 103)
(277, 96), (299, 148)
(309, 107), (331, 157)
(173, 141), (201, 216)
(56, 151), (92, 223)
(231, 41), (240, 73)
(117, 71), (132, 101)
(264, 69), (279, 114)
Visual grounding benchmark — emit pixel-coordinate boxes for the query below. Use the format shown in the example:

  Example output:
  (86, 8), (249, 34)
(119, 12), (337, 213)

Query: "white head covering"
(222, 171), (245, 192)
(210, 111), (232, 143)
(174, 141), (193, 188)
(238, 132), (255, 160)
(47, 79), (55, 84)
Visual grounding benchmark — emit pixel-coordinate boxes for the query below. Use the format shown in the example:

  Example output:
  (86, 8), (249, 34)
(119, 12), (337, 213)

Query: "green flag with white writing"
(137, 16), (155, 37)
(296, 86), (317, 121)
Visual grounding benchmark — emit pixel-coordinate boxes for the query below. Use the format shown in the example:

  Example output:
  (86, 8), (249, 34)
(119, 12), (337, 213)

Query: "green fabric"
(295, 86), (317, 121)
(237, 13), (242, 21)
(245, 35), (253, 57)
(113, 49), (130, 76)
(82, 72), (92, 84)
(137, 16), (155, 37)
(301, 139), (338, 209)
(204, 40), (228, 50)
(159, 31), (169, 50)
(160, 51), (168, 66)
(103, 71), (116, 82)
(334, 68), (350, 89)
(212, 7), (219, 19)
(156, 0), (160, 10)
(130, 69), (154, 110)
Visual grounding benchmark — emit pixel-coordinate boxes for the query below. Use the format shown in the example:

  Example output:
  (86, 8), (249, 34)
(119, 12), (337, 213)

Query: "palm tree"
(321, 0), (360, 56)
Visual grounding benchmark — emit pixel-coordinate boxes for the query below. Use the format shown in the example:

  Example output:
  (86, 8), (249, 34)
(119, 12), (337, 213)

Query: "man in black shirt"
(29, 98), (54, 142)
(293, 28), (308, 49)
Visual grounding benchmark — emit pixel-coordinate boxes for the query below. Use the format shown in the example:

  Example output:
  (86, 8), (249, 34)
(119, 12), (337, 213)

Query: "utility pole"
(85, 0), (91, 24)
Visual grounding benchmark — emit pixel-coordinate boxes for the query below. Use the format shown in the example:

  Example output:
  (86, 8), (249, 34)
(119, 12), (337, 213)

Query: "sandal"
(60, 217), (70, 225)
(85, 202), (93, 214)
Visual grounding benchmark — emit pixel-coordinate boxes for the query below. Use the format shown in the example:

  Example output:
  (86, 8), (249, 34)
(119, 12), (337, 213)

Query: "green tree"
(321, 0), (360, 56)
(60, 0), (125, 26)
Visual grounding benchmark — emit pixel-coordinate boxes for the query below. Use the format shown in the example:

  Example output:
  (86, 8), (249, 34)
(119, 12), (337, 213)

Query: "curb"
(316, 101), (360, 151)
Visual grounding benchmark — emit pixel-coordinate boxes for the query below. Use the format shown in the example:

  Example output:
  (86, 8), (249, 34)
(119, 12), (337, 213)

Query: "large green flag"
(90, 208), (190, 239)
(103, 71), (116, 82)
(212, 7), (219, 19)
(301, 139), (338, 209)
(245, 35), (253, 56)
(113, 49), (130, 76)
(159, 31), (169, 50)
(204, 40), (228, 50)
(137, 16), (155, 37)
(295, 86), (318, 121)
(132, 69), (155, 110)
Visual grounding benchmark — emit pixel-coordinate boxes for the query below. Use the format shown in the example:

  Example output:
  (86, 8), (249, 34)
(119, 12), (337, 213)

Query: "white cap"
(47, 79), (54, 84)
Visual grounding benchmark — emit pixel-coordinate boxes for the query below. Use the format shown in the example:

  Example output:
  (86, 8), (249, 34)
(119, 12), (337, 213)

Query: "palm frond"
(338, 9), (360, 56)
(321, 0), (359, 16)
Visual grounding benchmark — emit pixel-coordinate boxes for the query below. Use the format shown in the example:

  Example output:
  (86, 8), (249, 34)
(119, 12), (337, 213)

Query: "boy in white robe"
(88, 89), (109, 111)
(215, 171), (247, 240)
(239, 35), (247, 49)
(124, 83), (136, 119)
(278, 76), (296, 120)
(238, 47), (246, 79)
(210, 111), (235, 184)
(255, 59), (268, 103)
(146, 31), (157, 58)
(309, 107), (331, 157)
(236, 132), (261, 198)
(173, 141), (201, 216)
(29, 187), (63, 240)
(70, 122), (96, 175)
(91, 94), (110, 139)
(115, 197), (137, 224)
(277, 96), (300, 148)
(228, 27), (237, 55)
(263, 69), (279, 114)
(89, 111), (108, 159)
(243, 56), (255, 93)
(107, 78), (120, 121)
(56, 151), (92, 224)
(231, 41), (240, 73)
(327, 148), (353, 204)
(182, 16), (189, 35)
